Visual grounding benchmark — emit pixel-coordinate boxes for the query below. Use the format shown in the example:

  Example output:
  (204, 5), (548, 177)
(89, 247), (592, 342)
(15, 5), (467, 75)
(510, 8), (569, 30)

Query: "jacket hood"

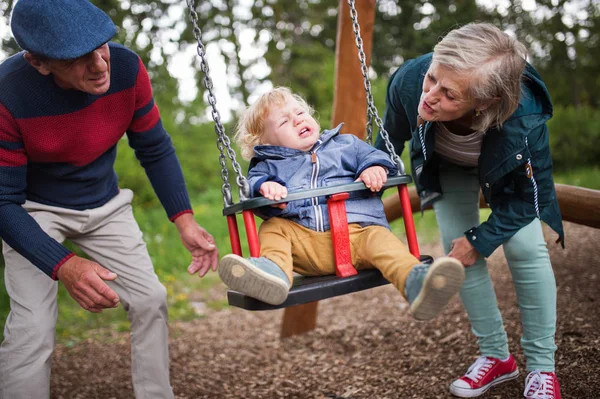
(504, 64), (553, 130)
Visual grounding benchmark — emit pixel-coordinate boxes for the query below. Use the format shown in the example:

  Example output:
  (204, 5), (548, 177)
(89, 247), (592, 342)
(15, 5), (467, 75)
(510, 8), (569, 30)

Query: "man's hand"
(259, 181), (288, 209)
(57, 256), (119, 313)
(356, 165), (387, 192)
(174, 213), (219, 277)
(448, 236), (480, 267)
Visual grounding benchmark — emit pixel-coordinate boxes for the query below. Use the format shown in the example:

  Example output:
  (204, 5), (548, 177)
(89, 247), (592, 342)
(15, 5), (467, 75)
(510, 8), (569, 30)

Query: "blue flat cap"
(11, 0), (117, 60)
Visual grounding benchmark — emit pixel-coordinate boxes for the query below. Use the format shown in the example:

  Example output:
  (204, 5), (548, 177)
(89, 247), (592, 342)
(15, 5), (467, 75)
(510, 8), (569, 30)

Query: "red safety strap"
(327, 192), (357, 278)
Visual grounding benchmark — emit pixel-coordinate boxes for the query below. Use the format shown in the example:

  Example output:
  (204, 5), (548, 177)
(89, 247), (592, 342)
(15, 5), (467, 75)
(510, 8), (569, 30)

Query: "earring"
(475, 109), (481, 117)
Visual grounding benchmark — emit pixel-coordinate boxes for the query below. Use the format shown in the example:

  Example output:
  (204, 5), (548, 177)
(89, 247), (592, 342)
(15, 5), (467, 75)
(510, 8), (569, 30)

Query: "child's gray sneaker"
(218, 254), (290, 305)
(404, 256), (465, 321)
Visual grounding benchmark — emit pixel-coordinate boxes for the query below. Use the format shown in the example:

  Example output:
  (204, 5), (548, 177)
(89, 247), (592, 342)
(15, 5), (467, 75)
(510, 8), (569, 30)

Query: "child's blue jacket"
(247, 124), (398, 232)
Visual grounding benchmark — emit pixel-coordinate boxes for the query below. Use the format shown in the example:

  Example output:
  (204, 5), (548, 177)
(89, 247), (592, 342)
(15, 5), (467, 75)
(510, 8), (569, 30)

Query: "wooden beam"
(331, 0), (376, 139)
(280, 0), (376, 339)
(383, 184), (600, 230)
(555, 184), (600, 229)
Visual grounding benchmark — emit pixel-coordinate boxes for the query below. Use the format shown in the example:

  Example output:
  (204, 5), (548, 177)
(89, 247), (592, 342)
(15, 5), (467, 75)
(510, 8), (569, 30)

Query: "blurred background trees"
(2, 0), (597, 178)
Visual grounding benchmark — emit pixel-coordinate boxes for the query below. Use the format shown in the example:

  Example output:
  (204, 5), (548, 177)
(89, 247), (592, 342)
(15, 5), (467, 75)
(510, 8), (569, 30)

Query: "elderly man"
(0, 0), (218, 397)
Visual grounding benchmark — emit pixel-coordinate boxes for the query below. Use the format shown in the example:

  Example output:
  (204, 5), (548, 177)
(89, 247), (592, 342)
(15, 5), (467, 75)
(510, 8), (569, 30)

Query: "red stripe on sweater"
(129, 105), (160, 133)
(0, 147), (26, 167)
(17, 90), (135, 166)
(0, 103), (21, 142)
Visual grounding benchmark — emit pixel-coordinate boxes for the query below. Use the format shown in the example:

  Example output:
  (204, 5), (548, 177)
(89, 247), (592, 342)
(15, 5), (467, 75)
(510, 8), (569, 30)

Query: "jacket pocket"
(483, 147), (528, 197)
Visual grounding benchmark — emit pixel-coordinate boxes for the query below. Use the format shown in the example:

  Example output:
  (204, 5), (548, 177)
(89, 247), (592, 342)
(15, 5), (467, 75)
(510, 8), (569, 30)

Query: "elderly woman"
(377, 23), (563, 399)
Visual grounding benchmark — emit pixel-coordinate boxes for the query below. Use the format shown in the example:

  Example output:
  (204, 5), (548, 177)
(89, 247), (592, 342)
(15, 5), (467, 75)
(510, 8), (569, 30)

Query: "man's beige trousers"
(0, 189), (174, 399)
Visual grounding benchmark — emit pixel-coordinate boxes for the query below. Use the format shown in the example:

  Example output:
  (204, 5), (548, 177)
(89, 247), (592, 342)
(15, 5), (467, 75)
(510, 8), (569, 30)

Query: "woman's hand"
(356, 166), (388, 192)
(448, 236), (480, 267)
(260, 181), (288, 209)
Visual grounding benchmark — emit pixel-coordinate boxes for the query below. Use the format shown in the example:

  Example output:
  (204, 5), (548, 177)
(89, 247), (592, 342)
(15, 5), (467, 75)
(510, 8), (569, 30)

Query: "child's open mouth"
(299, 127), (310, 137)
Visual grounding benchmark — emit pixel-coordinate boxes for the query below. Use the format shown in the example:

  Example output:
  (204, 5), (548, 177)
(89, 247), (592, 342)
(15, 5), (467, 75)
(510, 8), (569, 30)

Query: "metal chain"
(365, 107), (373, 144)
(186, 0), (250, 204)
(347, 0), (405, 175)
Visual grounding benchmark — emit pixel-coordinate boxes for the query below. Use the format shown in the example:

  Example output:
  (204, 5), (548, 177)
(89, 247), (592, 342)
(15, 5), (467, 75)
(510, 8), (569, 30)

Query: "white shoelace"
(465, 356), (496, 382)
(524, 371), (555, 399)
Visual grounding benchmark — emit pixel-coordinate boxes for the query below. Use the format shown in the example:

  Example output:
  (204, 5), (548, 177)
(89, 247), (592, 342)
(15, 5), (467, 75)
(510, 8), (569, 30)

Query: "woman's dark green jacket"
(375, 53), (564, 257)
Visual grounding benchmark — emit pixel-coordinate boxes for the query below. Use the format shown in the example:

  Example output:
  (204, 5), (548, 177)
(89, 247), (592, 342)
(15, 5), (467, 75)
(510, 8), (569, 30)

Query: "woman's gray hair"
(432, 23), (528, 132)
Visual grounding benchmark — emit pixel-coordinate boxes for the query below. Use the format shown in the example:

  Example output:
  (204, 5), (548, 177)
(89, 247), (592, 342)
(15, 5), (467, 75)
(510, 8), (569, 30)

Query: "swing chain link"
(186, 0), (250, 204)
(347, 0), (405, 175)
(365, 109), (373, 145)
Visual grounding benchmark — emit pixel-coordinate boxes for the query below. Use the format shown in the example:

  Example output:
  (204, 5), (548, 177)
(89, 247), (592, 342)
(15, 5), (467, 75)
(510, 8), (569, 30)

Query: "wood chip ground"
(50, 222), (600, 399)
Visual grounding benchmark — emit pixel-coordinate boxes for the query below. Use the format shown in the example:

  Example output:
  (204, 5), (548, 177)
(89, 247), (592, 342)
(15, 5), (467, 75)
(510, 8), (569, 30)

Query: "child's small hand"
(356, 166), (388, 192)
(260, 181), (288, 209)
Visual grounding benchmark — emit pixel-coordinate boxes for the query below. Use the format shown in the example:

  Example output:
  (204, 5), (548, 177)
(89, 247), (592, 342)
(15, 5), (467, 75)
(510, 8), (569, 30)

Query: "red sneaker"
(524, 371), (561, 399)
(449, 355), (520, 397)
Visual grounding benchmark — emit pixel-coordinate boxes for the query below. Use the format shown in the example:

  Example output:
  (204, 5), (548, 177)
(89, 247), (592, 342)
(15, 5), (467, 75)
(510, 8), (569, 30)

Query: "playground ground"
(49, 221), (600, 399)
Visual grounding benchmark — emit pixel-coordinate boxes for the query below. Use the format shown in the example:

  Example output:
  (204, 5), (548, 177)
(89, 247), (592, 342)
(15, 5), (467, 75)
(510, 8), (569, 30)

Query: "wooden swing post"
(280, 0), (376, 339)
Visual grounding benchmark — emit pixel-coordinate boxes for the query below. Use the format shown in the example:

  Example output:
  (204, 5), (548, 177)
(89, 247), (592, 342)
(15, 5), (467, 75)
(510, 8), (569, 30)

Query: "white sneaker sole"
(449, 369), (520, 397)
(409, 257), (465, 321)
(218, 254), (289, 305)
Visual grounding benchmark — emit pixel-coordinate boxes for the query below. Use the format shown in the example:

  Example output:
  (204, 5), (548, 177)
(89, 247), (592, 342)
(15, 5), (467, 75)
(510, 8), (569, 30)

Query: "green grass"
(553, 165), (600, 190)
(0, 166), (597, 344)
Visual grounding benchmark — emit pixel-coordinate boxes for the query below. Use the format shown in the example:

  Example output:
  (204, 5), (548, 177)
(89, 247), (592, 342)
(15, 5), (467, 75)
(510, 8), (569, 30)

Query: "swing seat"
(227, 255), (434, 311)
(223, 175), (430, 311)
(187, 0), (426, 312)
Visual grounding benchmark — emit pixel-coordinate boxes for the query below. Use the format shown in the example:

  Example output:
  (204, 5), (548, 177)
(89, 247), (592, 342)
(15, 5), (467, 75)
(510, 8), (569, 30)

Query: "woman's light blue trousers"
(432, 164), (557, 372)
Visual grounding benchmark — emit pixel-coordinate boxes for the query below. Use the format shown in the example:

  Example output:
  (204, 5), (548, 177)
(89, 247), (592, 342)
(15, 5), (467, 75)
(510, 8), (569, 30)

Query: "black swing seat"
(227, 255), (433, 311)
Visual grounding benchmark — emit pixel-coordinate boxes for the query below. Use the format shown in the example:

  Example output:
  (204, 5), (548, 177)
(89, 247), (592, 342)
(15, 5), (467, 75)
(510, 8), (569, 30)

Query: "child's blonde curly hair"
(235, 87), (316, 160)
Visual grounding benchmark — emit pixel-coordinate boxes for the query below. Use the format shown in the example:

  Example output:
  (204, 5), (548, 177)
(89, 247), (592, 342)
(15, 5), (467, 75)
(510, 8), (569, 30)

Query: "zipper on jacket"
(309, 148), (325, 232)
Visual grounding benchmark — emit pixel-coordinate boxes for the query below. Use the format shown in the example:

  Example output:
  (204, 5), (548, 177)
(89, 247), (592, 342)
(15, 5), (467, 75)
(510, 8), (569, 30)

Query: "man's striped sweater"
(0, 42), (192, 279)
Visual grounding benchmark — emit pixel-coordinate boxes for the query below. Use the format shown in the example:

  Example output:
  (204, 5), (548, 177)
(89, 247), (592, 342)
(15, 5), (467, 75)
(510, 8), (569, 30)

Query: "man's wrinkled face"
(30, 43), (111, 95)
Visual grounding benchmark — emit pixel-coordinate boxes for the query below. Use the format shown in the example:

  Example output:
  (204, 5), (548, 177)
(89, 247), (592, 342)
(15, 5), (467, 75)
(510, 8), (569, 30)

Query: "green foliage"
(373, 0), (489, 75)
(553, 165), (600, 190)
(500, 0), (600, 108)
(547, 106), (600, 171)
(114, 119), (238, 210)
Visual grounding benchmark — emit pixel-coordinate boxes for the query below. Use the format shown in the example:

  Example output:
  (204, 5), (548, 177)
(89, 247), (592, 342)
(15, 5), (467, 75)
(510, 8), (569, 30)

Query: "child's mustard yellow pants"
(258, 217), (420, 298)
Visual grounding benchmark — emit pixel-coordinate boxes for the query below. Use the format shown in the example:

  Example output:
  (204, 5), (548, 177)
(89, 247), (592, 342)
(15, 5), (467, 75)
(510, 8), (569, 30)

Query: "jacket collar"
(251, 123), (344, 161)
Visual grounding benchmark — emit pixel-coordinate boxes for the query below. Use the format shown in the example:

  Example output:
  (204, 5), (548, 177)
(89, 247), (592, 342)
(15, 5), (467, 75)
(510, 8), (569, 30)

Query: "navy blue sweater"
(0, 43), (192, 279)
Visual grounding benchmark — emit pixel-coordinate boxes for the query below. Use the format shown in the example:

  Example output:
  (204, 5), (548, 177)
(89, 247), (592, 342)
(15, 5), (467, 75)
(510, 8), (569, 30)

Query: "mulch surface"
(50, 221), (600, 399)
